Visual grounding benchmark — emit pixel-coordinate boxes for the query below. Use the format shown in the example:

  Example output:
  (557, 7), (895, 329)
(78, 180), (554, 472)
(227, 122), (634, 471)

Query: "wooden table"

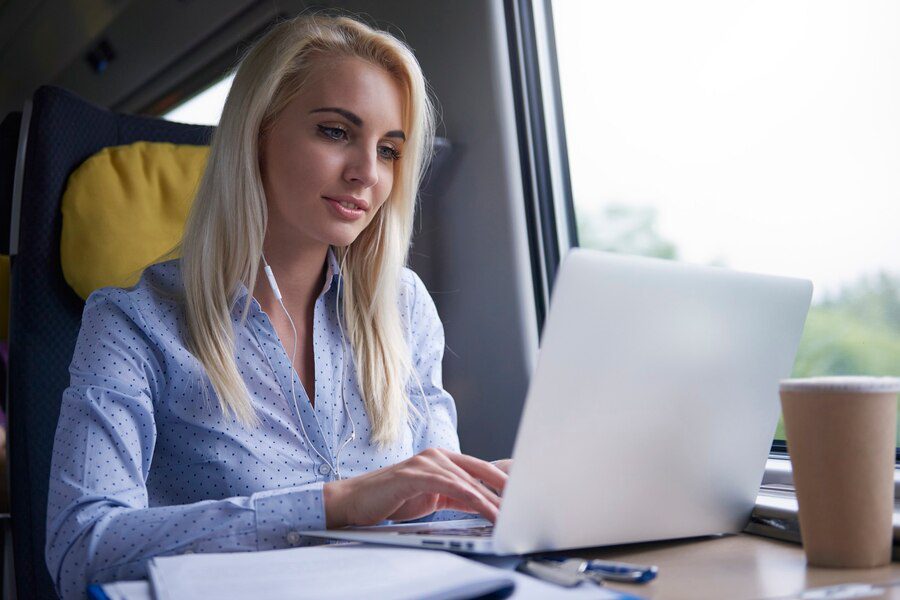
(557, 533), (900, 599)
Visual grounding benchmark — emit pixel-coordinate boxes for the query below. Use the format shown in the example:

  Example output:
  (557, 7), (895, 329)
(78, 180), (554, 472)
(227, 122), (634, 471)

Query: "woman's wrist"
(323, 479), (350, 529)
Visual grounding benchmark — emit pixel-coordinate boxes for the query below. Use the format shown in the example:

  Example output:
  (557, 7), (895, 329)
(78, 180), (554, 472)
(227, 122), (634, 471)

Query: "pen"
(516, 559), (591, 587)
(534, 557), (658, 584)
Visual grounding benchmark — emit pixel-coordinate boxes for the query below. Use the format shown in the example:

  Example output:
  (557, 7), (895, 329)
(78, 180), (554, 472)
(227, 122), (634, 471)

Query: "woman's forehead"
(292, 56), (405, 132)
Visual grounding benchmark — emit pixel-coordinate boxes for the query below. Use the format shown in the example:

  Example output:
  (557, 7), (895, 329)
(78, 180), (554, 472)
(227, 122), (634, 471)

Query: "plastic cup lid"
(779, 376), (900, 393)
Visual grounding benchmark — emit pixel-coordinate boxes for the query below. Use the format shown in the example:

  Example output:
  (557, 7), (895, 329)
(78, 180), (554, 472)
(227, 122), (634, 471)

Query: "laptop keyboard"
(398, 525), (495, 537)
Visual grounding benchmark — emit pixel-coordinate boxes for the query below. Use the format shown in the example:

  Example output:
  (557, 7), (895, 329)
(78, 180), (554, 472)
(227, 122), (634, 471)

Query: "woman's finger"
(426, 475), (499, 522)
(492, 458), (513, 475)
(336, 450), (508, 526)
(439, 450), (509, 495)
(402, 469), (500, 522)
(424, 451), (503, 510)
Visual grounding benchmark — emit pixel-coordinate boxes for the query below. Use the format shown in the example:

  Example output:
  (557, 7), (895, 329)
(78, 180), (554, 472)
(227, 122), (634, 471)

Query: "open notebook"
(88, 544), (636, 599)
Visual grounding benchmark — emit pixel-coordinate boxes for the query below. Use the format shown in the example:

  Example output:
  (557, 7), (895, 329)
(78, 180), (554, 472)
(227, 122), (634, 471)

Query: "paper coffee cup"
(780, 376), (900, 568)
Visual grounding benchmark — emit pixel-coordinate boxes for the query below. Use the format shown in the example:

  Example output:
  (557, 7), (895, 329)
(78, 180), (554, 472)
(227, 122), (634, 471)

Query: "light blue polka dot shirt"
(45, 249), (464, 598)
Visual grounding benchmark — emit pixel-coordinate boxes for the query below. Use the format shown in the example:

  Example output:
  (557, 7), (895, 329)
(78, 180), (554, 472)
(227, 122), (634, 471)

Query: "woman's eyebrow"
(310, 106), (406, 141)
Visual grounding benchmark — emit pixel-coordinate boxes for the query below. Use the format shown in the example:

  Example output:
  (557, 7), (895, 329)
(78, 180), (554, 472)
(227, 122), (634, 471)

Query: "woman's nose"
(343, 145), (379, 188)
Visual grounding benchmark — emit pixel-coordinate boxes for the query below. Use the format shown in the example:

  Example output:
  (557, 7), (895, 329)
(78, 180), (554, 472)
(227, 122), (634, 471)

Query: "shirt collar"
(231, 246), (342, 315)
(321, 246), (342, 296)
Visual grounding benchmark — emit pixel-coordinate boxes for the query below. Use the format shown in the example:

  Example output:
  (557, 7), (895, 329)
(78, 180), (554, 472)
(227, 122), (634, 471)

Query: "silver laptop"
(304, 248), (813, 555)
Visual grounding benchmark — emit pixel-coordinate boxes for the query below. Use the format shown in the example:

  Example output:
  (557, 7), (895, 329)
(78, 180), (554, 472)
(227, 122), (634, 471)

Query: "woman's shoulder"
(398, 266), (429, 307)
(398, 266), (441, 327)
(399, 266), (425, 291)
(83, 259), (184, 327)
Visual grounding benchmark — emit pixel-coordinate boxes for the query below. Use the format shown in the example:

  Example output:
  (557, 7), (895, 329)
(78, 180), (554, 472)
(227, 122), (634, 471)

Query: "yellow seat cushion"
(60, 141), (208, 300)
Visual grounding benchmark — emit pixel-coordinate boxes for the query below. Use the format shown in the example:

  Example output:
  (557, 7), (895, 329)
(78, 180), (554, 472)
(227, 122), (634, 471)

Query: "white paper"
(148, 546), (515, 600)
(471, 556), (626, 599)
(97, 580), (152, 600)
(114, 547), (631, 600)
(107, 570), (624, 600)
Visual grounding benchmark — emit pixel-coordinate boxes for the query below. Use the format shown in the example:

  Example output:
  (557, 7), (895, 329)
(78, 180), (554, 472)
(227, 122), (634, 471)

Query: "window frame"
(503, 0), (578, 334)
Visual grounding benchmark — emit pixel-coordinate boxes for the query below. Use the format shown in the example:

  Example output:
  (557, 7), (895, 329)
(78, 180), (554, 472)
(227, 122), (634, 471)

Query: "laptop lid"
(491, 249), (812, 555)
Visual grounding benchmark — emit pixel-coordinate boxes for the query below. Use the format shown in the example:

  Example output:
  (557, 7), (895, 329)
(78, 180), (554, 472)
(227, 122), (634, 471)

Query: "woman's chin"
(323, 229), (364, 249)
(301, 218), (371, 249)
(329, 219), (377, 246)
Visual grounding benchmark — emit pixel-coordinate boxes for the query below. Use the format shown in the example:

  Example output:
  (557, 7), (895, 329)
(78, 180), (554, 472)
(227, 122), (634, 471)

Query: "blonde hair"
(179, 15), (436, 447)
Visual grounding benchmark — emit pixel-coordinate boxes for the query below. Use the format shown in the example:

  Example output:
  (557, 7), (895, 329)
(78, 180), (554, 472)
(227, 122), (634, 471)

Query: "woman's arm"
(45, 291), (331, 598)
(47, 287), (506, 597)
(325, 272), (504, 526)
(320, 272), (512, 527)
(48, 383), (504, 598)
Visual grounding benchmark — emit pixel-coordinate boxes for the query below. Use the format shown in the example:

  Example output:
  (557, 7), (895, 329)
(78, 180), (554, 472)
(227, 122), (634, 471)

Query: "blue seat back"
(7, 86), (213, 599)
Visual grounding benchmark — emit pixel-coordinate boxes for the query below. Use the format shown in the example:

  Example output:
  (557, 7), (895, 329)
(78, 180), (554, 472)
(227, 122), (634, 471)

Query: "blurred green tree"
(775, 273), (900, 440)
(576, 204), (678, 259)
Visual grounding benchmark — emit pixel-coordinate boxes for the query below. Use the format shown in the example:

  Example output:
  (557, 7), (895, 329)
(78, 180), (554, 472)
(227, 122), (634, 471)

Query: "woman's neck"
(255, 242), (330, 318)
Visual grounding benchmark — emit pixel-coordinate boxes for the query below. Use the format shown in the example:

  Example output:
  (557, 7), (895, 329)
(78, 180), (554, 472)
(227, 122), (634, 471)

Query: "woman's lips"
(324, 196), (366, 221)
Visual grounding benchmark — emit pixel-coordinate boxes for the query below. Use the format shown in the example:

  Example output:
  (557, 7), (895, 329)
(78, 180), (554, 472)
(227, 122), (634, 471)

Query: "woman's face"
(260, 56), (406, 251)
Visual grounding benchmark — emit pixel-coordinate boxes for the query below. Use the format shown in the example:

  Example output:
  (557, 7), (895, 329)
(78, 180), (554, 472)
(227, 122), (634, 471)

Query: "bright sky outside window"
(550, 0), (900, 444)
(162, 73), (234, 126)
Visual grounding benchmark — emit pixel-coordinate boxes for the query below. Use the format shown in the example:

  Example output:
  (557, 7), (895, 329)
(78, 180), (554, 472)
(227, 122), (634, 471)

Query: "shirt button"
(318, 463), (331, 476)
(286, 531), (302, 545)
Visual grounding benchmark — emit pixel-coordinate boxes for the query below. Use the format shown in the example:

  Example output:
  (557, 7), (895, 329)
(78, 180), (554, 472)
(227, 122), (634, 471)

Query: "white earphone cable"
(262, 251), (357, 480)
(332, 249), (357, 470)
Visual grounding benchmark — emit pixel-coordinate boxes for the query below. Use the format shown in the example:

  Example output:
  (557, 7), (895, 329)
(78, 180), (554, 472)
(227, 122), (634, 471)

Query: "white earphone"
(262, 251), (357, 480)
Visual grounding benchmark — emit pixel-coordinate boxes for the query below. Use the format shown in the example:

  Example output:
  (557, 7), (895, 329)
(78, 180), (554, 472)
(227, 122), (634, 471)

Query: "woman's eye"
(378, 145), (402, 161)
(317, 125), (347, 140)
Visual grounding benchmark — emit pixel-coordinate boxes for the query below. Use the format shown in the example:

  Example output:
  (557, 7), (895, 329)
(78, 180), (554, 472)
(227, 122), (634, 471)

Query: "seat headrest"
(60, 141), (209, 299)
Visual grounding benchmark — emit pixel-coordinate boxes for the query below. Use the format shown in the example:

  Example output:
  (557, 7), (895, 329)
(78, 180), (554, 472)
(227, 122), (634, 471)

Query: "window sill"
(752, 456), (900, 558)
(762, 455), (900, 493)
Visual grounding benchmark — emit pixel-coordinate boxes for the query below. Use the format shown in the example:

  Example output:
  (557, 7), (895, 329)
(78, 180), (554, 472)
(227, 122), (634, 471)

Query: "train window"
(547, 1), (900, 449)
(162, 73), (234, 126)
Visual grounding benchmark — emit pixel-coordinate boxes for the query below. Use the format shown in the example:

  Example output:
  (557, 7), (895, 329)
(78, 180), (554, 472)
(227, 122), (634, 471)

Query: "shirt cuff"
(253, 481), (327, 549)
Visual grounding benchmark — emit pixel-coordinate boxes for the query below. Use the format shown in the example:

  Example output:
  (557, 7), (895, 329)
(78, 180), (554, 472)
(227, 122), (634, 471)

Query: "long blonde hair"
(179, 15), (436, 447)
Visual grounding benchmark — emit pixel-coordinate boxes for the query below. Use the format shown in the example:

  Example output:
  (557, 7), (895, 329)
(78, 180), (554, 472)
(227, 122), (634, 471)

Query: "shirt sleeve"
(45, 290), (327, 599)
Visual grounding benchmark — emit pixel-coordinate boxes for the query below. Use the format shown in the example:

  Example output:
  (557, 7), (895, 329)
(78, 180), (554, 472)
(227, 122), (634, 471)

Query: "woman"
(46, 15), (509, 598)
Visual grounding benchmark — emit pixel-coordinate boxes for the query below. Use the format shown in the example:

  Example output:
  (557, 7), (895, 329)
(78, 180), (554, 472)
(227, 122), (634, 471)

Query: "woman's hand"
(323, 448), (508, 528)
(491, 458), (513, 475)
